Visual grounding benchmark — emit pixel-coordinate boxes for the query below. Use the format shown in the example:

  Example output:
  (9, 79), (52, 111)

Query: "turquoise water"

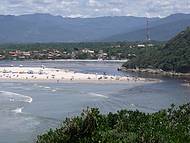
(0, 61), (189, 143)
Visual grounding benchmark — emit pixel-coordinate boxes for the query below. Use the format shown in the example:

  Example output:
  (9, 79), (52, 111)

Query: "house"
(98, 52), (108, 60)
(22, 52), (31, 56)
(0, 55), (5, 60)
(18, 56), (26, 59)
(147, 44), (154, 47)
(81, 48), (95, 54)
(137, 44), (145, 48)
(111, 45), (121, 48)
(9, 51), (18, 57)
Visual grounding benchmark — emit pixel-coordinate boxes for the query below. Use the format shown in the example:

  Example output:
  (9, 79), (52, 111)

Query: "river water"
(0, 60), (189, 143)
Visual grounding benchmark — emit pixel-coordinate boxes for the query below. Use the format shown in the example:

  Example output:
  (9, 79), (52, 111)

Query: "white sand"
(0, 67), (158, 83)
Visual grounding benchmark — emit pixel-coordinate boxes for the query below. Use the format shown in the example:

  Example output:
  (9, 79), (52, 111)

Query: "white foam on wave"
(12, 107), (23, 113)
(0, 91), (33, 103)
(12, 107), (24, 113)
(37, 85), (51, 90)
(26, 97), (33, 103)
(52, 89), (57, 92)
(10, 98), (15, 102)
(89, 92), (109, 98)
(44, 86), (51, 89)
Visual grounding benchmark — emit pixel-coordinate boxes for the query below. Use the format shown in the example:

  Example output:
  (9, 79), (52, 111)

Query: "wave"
(35, 84), (51, 90)
(0, 91), (33, 103)
(52, 89), (57, 92)
(44, 86), (51, 89)
(12, 107), (23, 113)
(88, 92), (108, 98)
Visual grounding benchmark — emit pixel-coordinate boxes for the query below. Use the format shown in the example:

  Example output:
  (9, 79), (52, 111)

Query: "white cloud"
(111, 8), (121, 12)
(0, 0), (189, 17)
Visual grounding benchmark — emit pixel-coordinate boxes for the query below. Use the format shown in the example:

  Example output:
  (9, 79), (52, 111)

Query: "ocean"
(0, 60), (189, 143)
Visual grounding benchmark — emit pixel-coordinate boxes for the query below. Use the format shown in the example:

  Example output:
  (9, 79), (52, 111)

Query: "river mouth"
(0, 60), (189, 143)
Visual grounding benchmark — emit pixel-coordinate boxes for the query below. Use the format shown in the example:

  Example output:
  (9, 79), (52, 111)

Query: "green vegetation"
(123, 27), (190, 73)
(37, 103), (190, 143)
(0, 42), (163, 60)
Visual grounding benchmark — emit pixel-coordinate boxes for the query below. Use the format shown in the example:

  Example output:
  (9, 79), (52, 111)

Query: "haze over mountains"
(0, 13), (190, 43)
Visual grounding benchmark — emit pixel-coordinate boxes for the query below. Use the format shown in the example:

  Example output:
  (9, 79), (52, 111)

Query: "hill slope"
(123, 27), (190, 73)
(159, 27), (190, 72)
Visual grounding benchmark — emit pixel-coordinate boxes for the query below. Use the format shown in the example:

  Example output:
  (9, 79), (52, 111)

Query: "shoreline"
(0, 59), (128, 63)
(0, 66), (159, 84)
(41, 59), (128, 62)
(0, 78), (155, 84)
(119, 67), (190, 87)
(119, 67), (190, 77)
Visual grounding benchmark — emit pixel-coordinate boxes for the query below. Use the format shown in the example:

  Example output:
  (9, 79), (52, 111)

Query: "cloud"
(0, 0), (189, 17)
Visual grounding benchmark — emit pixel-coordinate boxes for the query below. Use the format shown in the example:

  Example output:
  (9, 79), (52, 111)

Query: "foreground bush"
(37, 103), (190, 143)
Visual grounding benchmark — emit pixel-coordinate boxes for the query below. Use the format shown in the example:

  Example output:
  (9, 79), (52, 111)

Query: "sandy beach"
(0, 66), (158, 83)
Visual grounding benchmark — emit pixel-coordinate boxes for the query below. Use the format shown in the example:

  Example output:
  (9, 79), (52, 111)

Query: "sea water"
(0, 61), (189, 143)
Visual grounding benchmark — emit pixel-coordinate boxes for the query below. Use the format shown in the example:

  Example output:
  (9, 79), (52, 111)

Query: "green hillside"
(123, 27), (190, 73)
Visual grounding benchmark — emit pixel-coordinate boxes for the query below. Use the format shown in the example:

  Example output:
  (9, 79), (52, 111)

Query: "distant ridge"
(0, 13), (190, 43)
(104, 13), (190, 41)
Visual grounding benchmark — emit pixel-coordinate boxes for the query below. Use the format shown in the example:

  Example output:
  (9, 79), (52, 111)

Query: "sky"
(0, 0), (190, 18)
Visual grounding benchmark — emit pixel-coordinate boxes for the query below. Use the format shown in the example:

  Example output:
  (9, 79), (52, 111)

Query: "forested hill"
(160, 27), (190, 72)
(123, 27), (190, 73)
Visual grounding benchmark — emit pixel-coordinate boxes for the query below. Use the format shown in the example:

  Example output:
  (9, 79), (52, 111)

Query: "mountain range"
(0, 13), (190, 43)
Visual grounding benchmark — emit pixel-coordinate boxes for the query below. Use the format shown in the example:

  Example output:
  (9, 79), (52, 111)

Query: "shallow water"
(0, 60), (190, 143)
